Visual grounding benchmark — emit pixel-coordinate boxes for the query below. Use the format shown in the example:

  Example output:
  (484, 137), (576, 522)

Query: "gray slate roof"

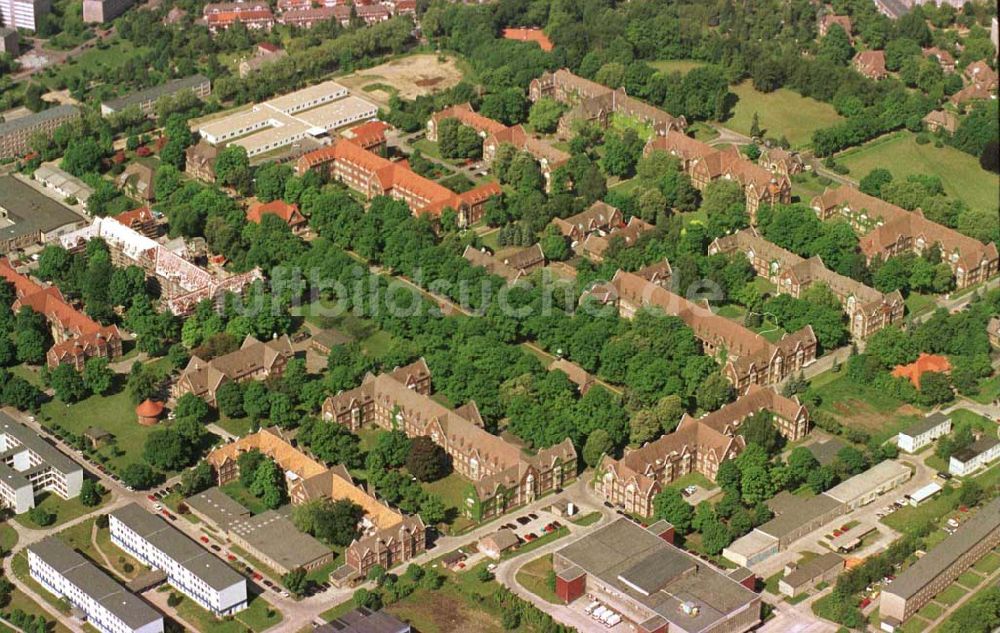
(901, 412), (951, 438)
(0, 105), (79, 137)
(0, 176), (85, 244)
(102, 75), (209, 112)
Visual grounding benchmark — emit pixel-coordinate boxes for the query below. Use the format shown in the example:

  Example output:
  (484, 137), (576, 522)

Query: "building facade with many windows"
(0, 413), (83, 514)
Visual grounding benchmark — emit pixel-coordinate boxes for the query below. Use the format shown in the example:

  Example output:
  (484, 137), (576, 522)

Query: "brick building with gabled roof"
(854, 50), (887, 80)
(587, 270), (816, 392)
(818, 14), (853, 39)
(462, 243), (545, 285)
(483, 123), (570, 192)
(322, 359), (577, 521)
(964, 60), (998, 90)
(529, 69), (687, 139)
(579, 216), (655, 262)
(295, 139), (500, 227)
(112, 207), (159, 239)
(173, 334), (293, 405)
(709, 228), (904, 339)
(551, 200), (624, 244)
(246, 200), (307, 233)
(645, 132), (791, 222)
(811, 187), (998, 289)
(426, 102), (508, 141)
(596, 385), (808, 518)
(0, 258), (123, 370)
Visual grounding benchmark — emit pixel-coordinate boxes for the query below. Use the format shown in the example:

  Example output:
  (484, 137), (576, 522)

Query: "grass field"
(516, 555), (559, 603)
(790, 172), (832, 202)
(957, 570), (984, 589)
(918, 602), (943, 620)
(38, 359), (174, 476)
(569, 511), (602, 526)
(422, 471), (474, 533)
(936, 583), (967, 605)
(905, 293), (938, 318)
(836, 132), (1000, 213)
(969, 374), (1000, 405)
(296, 301), (399, 358)
(611, 112), (654, 141)
(171, 591), (281, 633)
(220, 482), (270, 515)
(3, 587), (71, 633)
(900, 616), (930, 633)
(974, 552), (1000, 574)
(649, 59), (706, 74)
(809, 371), (924, 442)
(0, 524), (17, 553)
(723, 82), (844, 148)
(39, 38), (149, 93)
(14, 491), (107, 529)
(715, 304), (787, 343)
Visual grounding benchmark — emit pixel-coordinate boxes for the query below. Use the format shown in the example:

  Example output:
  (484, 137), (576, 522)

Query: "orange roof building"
(246, 200), (307, 233)
(892, 353), (951, 389)
(136, 400), (164, 426)
(502, 28), (554, 51)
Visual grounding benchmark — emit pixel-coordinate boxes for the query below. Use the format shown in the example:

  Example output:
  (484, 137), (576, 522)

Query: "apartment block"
(100, 75), (211, 118)
(596, 386), (808, 517)
(585, 270), (817, 392)
(811, 187), (998, 290)
(322, 359), (577, 522)
(709, 228), (904, 339)
(0, 104), (79, 160)
(645, 132), (791, 223)
(82, 0), (135, 22)
(896, 413), (952, 454)
(28, 537), (163, 633)
(881, 497), (1000, 629)
(0, 0), (50, 31)
(949, 436), (1000, 476)
(0, 413), (83, 514)
(0, 258), (122, 370)
(109, 503), (247, 615)
(172, 334), (293, 405)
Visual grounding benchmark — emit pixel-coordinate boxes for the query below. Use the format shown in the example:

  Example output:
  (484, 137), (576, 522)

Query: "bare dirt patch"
(337, 54), (464, 106)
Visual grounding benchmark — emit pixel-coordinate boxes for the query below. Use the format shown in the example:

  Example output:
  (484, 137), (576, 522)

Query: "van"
(584, 601), (600, 615)
(592, 606), (608, 619)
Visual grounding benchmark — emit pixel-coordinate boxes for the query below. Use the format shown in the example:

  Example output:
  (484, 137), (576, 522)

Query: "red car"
(859, 598), (871, 609)
(161, 510), (170, 518)
(147, 495), (157, 502)
(199, 536), (209, 544)
(227, 554), (237, 562)
(252, 573), (263, 581)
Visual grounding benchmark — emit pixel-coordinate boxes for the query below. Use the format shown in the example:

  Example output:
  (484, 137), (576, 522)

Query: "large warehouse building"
(196, 81), (377, 158)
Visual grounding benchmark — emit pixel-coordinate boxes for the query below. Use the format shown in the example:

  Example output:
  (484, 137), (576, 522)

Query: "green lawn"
(835, 132), (1000, 213)
(422, 471), (473, 525)
(764, 571), (782, 594)
(649, 59), (706, 74)
(881, 486), (957, 534)
(3, 586), (72, 633)
(515, 554), (559, 604)
(0, 524), (17, 553)
(9, 364), (45, 388)
(11, 552), (70, 614)
(569, 511), (602, 526)
(663, 471), (716, 493)
(723, 81), (844, 148)
(171, 591), (280, 633)
(957, 570), (983, 589)
(611, 112), (654, 141)
(904, 292), (938, 318)
(296, 302), (399, 358)
(39, 38), (149, 94)
(715, 303), (787, 343)
(917, 602), (943, 620)
(973, 552), (1000, 574)
(936, 583), (967, 605)
(38, 360), (175, 476)
(790, 172), (832, 203)
(14, 491), (107, 529)
(900, 616), (931, 633)
(809, 371), (921, 442)
(969, 374), (1000, 405)
(216, 415), (255, 438)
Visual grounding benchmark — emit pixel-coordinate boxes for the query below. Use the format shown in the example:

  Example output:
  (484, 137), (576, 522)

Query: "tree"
(479, 88), (527, 126)
(298, 418), (362, 468)
(700, 518), (732, 555)
(918, 371), (954, 406)
(216, 381), (245, 418)
(406, 436), (450, 482)
(143, 429), (192, 471)
(652, 488), (693, 534)
(601, 129), (643, 178)
(250, 458), (286, 509)
(697, 373), (734, 411)
(292, 499), (362, 546)
(372, 430), (412, 468)
(79, 479), (104, 507)
(28, 506), (56, 527)
(716, 460), (742, 493)
(15, 326), (48, 365)
(50, 364), (89, 403)
(180, 461), (215, 497)
(121, 463), (161, 489)
(242, 381), (270, 420)
(980, 140), (999, 173)
(79, 357), (114, 396)
(539, 225), (570, 261)
(806, 465), (837, 493)
(238, 450), (265, 487)
(958, 480), (983, 507)
(750, 112), (762, 138)
(283, 568), (309, 597)
(126, 362), (161, 405)
(738, 411), (783, 456)
(703, 180), (747, 237)
(527, 97), (565, 133)
(859, 168), (893, 197)
(819, 24), (854, 65)
(583, 429), (613, 467)
(214, 145), (252, 191)
(629, 409), (662, 445)
(835, 446), (867, 476)
(787, 447), (820, 485)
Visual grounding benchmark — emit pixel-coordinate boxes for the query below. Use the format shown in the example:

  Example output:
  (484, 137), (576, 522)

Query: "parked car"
(252, 573), (263, 581)
(516, 516), (530, 525)
(227, 554), (237, 562)
(210, 544), (221, 552)
(200, 536), (209, 544)
(147, 495), (157, 502)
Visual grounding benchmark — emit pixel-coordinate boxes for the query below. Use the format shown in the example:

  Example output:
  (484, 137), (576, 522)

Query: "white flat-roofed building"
(0, 412), (83, 514)
(28, 537), (163, 633)
(908, 482), (942, 506)
(897, 413), (951, 454)
(195, 81), (376, 158)
(825, 460), (911, 511)
(950, 436), (1000, 477)
(109, 503), (247, 616)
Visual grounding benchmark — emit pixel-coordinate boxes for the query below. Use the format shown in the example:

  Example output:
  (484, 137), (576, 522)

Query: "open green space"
(569, 511), (602, 526)
(973, 552), (1000, 574)
(764, 571), (782, 594)
(171, 591), (281, 633)
(969, 374), (1000, 405)
(917, 601), (943, 621)
(501, 527), (570, 561)
(422, 471), (475, 534)
(3, 586), (71, 633)
(611, 112), (654, 141)
(881, 486), (957, 534)
(900, 616), (931, 633)
(516, 554), (559, 603)
(39, 38), (149, 92)
(38, 359), (174, 476)
(723, 81), (844, 148)
(14, 491), (107, 529)
(936, 583), (968, 605)
(957, 570), (984, 589)
(216, 415), (255, 438)
(0, 524), (17, 553)
(904, 292), (938, 319)
(790, 172), (833, 202)
(386, 584), (509, 633)
(715, 303), (787, 343)
(8, 364), (45, 388)
(663, 471), (716, 493)
(649, 59), (706, 74)
(219, 482), (270, 516)
(808, 371), (923, 442)
(835, 131), (1000, 213)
